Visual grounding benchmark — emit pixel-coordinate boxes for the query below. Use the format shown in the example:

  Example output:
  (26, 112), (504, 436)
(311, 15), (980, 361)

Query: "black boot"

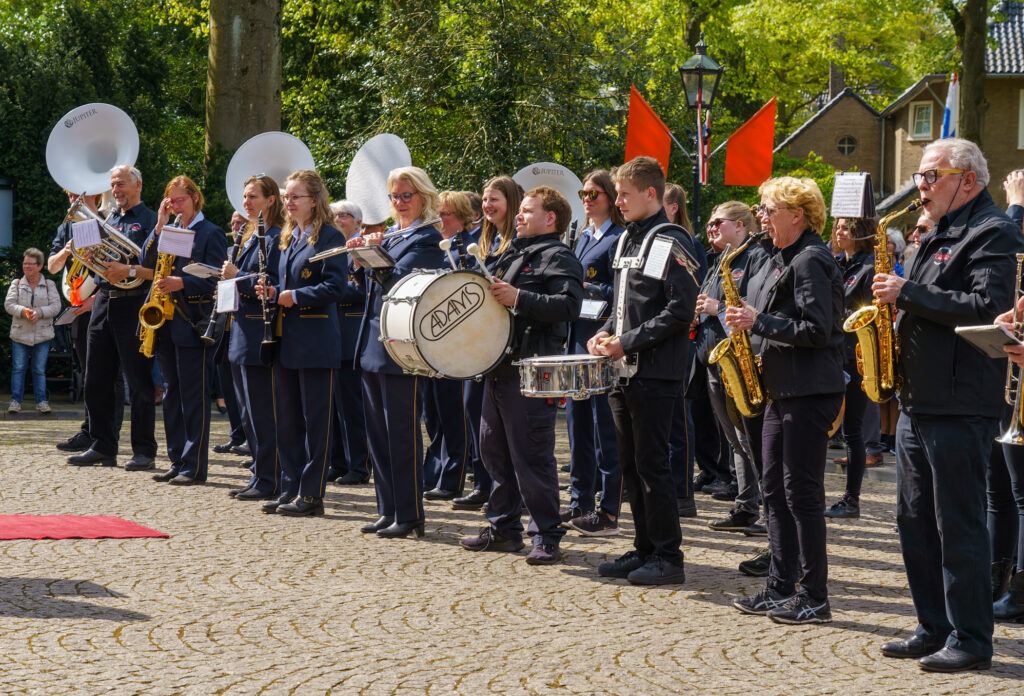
(992, 559), (1013, 602)
(994, 570), (1024, 622)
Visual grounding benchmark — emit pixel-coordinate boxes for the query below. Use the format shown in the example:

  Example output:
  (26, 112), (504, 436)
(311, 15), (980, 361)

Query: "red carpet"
(0, 515), (168, 540)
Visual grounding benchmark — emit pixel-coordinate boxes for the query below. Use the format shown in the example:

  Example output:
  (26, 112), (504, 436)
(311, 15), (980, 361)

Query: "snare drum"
(380, 269), (513, 379)
(515, 354), (617, 400)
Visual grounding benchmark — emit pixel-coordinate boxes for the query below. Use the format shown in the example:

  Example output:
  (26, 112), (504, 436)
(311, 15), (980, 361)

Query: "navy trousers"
(236, 363), (278, 495)
(464, 379), (491, 493)
(273, 365), (334, 499)
(330, 361), (369, 477)
(480, 377), (564, 547)
(421, 377), (469, 492)
(897, 412), (996, 657)
(565, 392), (622, 515)
(362, 371), (424, 524)
(156, 336), (214, 479)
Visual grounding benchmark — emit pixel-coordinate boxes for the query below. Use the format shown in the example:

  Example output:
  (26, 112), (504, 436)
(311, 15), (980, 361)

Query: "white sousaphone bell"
(513, 162), (586, 244)
(225, 131), (317, 215)
(345, 133), (412, 226)
(45, 102), (143, 302)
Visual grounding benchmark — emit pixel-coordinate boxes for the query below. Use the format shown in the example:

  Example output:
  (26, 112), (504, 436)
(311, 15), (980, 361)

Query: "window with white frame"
(909, 101), (932, 140)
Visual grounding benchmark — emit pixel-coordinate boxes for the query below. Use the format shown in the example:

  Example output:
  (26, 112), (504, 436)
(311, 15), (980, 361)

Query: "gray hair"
(110, 164), (143, 185)
(923, 137), (990, 188)
(886, 229), (906, 255)
(330, 199), (362, 223)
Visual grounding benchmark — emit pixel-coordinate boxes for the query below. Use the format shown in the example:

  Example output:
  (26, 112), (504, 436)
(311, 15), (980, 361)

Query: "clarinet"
(455, 228), (468, 269)
(200, 231), (236, 345)
(256, 212), (277, 365)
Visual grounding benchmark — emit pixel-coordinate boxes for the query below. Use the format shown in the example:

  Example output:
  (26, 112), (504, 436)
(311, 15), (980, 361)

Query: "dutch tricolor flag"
(941, 73), (958, 139)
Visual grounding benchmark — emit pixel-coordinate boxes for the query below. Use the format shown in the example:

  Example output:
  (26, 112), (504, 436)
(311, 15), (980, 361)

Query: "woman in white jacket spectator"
(5, 248), (61, 413)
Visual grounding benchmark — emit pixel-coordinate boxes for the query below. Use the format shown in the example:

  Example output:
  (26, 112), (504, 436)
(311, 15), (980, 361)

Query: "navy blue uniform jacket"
(228, 226), (282, 366)
(568, 223), (624, 352)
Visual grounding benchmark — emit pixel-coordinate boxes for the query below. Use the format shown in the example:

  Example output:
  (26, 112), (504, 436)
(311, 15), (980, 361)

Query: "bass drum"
(380, 269), (512, 379)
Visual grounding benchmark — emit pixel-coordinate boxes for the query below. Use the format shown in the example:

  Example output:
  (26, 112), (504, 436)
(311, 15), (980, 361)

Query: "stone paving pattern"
(0, 410), (1022, 695)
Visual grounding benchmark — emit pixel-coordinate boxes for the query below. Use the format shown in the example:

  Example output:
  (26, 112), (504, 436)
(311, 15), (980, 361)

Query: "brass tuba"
(842, 199), (922, 403)
(708, 231), (769, 418)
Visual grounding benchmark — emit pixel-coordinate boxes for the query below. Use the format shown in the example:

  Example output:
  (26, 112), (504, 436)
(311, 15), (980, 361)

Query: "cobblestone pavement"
(0, 410), (1022, 695)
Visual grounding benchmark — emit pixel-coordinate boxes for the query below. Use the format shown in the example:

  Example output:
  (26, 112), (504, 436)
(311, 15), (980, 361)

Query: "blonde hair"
(279, 170), (333, 250)
(663, 183), (692, 233)
(164, 175), (204, 212)
(758, 176), (827, 235)
(387, 166), (441, 230)
(439, 190), (474, 228)
(712, 200), (760, 235)
(241, 174), (284, 245)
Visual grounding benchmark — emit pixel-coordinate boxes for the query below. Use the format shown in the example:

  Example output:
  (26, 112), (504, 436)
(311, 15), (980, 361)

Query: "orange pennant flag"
(724, 98), (777, 187)
(624, 86), (672, 175)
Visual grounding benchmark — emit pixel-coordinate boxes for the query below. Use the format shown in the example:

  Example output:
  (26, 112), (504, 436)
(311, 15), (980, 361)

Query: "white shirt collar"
(586, 218), (613, 241)
(184, 211), (205, 230)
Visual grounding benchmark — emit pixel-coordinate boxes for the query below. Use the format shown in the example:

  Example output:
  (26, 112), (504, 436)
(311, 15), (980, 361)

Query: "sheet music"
(158, 227), (195, 257)
(71, 220), (101, 249)
(216, 279), (239, 313)
(642, 237), (673, 280)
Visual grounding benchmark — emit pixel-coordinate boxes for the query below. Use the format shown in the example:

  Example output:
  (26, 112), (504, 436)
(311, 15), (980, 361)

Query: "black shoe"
(423, 487), (457, 500)
(828, 434), (846, 450)
(677, 496), (697, 518)
(559, 506), (583, 527)
(152, 469), (179, 482)
(525, 543), (562, 565)
(598, 550), (648, 579)
(278, 496), (325, 516)
(743, 518), (768, 537)
(213, 440), (241, 454)
(918, 646), (991, 672)
(262, 495), (293, 514)
(230, 443), (251, 457)
(739, 548), (771, 577)
(169, 474), (203, 486)
(992, 559), (1014, 602)
(124, 455), (155, 471)
(767, 591), (832, 624)
(325, 468), (343, 483)
(708, 507), (758, 531)
(733, 586), (794, 615)
(228, 486), (251, 498)
(711, 483), (739, 501)
(824, 494), (860, 519)
(235, 487), (274, 501)
(361, 516), (393, 534)
(459, 527), (523, 552)
(68, 449), (117, 467)
(702, 479), (730, 496)
(995, 570), (1024, 622)
(56, 432), (91, 452)
(692, 470), (714, 492)
(337, 471), (370, 485)
(627, 555), (686, 585)
(377, 520), (424, 538)
(451, 488), (488, 510)
(881, 634), (946, 659)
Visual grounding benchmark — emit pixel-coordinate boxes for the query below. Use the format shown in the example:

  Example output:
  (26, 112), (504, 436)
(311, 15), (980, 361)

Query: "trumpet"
(998, 253), (1024, 446)
(63, 196), (145, 290)
(307, 218), (442, 262)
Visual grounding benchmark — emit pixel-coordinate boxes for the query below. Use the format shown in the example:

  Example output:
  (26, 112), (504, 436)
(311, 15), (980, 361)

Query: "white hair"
(923, 137), (990, 188)
(330, 199), (362, 223)
(886, 229), (906, 255)
(110, 164), (142, 185)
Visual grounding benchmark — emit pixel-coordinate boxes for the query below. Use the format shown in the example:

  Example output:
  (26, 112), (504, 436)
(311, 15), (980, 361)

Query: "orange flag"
(724, 98), (777, 187)
(624, 86), (672, 175)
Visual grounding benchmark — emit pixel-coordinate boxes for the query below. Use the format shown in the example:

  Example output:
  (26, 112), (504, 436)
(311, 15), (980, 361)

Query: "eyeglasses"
(334, 212), (353, 220)
(169, 195), (191, 205)
(912, 168), (965, 186)
(706, 218), (735, 229)
(389, 192), (418, 203)
(911, 224), (932, 234)
(439, 211), (456, 218)
(578, 190), (603, 201)
(283, 194), (313, 203)
(756, 204), (790, 217)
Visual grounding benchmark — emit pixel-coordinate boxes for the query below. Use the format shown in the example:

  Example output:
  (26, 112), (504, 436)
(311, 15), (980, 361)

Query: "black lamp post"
(678, 37), (724, 235)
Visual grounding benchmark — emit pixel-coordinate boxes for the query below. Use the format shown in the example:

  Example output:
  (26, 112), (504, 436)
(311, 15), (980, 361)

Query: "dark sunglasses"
(577, 190), (603, 201)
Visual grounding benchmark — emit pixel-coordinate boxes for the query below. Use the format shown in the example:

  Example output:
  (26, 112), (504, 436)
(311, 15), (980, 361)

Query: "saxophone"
(138, 215), (181, 358)
(707, 231), (768, 418)
(842, 199), (923, 403)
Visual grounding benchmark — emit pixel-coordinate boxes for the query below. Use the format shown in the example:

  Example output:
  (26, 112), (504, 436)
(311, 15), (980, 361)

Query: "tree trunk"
(959, 0), (988, 146)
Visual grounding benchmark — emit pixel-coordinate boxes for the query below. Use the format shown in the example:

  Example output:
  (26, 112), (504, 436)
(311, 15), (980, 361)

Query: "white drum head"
(46, 103), (139, 195)
(346, 134), (411, 225)
(513, 162), (586, 234)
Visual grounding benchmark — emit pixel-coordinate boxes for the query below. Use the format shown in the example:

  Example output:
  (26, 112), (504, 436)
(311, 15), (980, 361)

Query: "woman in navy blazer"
(350, 166), (445, 538)
(260, 169), (346, 517)
(146, 175), (229, 486)
(221, 174), (285, 501)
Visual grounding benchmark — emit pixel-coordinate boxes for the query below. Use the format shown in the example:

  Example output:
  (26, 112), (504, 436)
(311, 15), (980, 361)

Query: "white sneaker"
(36, 401), (51, 414)
(7, 400), (20, 413)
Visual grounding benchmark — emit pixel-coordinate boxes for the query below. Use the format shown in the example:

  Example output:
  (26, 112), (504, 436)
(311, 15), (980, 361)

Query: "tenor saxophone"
(138, 251), (176, 358)
(708, 232), (768, 418)
(842, 199), (923, 403)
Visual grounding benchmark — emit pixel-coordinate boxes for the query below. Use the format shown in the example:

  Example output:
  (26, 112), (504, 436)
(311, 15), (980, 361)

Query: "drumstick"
(599, 334), (618, 347)
(439, 238), (458, 270)
(466, 243), (495, 283)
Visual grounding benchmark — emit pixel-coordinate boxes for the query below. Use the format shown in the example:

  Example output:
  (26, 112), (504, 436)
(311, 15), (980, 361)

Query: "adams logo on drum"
(420, 281), (485, 342)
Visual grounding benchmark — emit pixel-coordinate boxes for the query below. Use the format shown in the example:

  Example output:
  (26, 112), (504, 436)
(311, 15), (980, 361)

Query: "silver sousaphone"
(46, 102), (144, 296)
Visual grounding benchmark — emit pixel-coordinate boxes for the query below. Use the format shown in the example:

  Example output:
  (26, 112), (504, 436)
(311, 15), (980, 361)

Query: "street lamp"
(678, 37), (724, 234)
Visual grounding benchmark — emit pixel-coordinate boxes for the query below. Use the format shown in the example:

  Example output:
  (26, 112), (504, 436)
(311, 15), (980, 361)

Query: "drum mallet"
(438, 239), (458, 270)
(466, 243), (495, 284)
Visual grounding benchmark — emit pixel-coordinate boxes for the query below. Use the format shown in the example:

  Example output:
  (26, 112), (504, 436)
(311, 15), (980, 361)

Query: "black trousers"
(840, 362), (868, 498)
(463, 379), (491, 493)
(362, 371), (424, 524)
(421, 377), (469, 493)
(609, 378), (684, 564)
(72, 311), (124, 436)
(156, 334), (214, 479)
(216, 360), (245, 445)
(897, 412), (996, 657)
(274, 365), (334, 500)
(84, 292), (155, 458)
(236, 363), (278, 495)
(330, 361), (369, 477)
(762, 393), (843, 601)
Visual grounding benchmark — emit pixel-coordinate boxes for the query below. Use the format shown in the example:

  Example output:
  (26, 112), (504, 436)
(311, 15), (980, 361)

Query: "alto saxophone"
(842, 199), (922, 403)
(708, 232), (768, 418)
(138, 216), (181, 358)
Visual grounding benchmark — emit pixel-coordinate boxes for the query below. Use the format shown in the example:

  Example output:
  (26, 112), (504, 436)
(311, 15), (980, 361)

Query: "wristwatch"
(128, 265), (137, 278)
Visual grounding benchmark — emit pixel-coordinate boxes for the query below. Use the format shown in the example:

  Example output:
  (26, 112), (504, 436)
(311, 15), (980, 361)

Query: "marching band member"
(68, 165), (158, 470)
(452, 178), (522, 511)
(326, 200), (370, 486)
(352, 166), (445, 537)
(562, 170), (625, 536)
(876, 139), (1021, 671)
(49, 191), (125, 452)
(146, 175), (228, 485)
(459, 185), (583, 565)
(727, 177), (844, 623)
(259, 170), (346, 516)
(589, 157), (697, 584)
(221, 174), (285, 500)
